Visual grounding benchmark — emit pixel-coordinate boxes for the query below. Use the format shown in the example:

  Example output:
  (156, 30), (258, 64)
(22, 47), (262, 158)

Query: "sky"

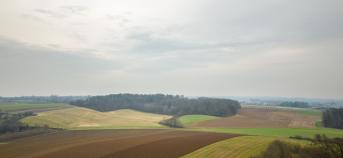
(0, 0), (342, 99)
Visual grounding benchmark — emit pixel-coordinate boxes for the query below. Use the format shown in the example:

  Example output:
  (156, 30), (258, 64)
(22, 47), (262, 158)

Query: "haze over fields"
(1, 0), (343, 99)
(1, 1), (343, 158)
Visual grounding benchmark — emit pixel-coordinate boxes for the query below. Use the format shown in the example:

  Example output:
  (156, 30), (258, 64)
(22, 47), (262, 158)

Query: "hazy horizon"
(1, 0), (343, 99)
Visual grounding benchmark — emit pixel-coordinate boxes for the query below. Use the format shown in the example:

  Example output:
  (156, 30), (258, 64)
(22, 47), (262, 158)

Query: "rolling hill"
(194, 107), (321, 128)
(21, 107), (172, 129)
(182, 136), (308, 158)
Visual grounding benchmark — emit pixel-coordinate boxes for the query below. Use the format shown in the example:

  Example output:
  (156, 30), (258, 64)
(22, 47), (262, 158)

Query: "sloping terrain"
(192, 127), (343, 138)
(182, 136), (308, 158)
(0, 129), (238, 158)
(21, 107), (171, 129)
(195, 107), (320, 128)
(182, 136), (274, 158)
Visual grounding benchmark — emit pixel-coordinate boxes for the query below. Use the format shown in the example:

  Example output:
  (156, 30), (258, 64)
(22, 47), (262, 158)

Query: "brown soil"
(195, 107), (320, 128)
(0, 129), (238, 158)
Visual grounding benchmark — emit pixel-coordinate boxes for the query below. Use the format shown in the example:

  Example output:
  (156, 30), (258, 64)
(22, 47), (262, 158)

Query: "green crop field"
(21, 107), (172, 129)
(243, 105), (322, 116)
(182, 136), (275, 158)
(295, 108), (322, 116)
(182, 136), (308, 158)
(315, 121), (323, 127)
(178, 115), (219, 126)
(0, 103), (72, 112)
(189, 127), (343, 138)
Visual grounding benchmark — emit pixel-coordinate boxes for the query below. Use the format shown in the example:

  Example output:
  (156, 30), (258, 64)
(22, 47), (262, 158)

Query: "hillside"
(21, 107), (171, 129)
(70, 94), (241, 117)
(0, 129), (237, 158)
(195, 107), (321, 128)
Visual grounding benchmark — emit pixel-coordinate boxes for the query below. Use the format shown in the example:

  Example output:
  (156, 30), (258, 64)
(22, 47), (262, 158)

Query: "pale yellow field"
(21, 107), (172, 129)
(181, 135), (309, 158)
(182, 136), (275, 158)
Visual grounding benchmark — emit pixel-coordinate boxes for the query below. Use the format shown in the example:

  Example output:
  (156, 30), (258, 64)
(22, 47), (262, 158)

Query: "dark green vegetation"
(159, 116), (183, 128)
(160, 115), (220, 128)
(0, 111), (34, 134)
(71, 94), (241, 116)
(323, 108), (343, 129)
(279, 101), (310, 108)
(252, 135), (343, 158)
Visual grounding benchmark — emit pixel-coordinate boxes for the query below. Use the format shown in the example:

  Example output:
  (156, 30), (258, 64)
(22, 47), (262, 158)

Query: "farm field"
(21, 107), (172, 129)
(182, 136), (275, 158)
(195, 107), (321, 128)
(294, 108), (322, 116)
(3, 103), (342, 158)
(0, 103), (72, 113)
(242, 105), (323, 116)
(182, 136), (308, 158)
(0, 129), (238, 158)
(178, 115), (219, 127)
(190, 127), (343, 138)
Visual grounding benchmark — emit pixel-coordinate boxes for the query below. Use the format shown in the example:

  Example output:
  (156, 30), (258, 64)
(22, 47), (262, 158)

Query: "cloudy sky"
(0, 0), (342, 98)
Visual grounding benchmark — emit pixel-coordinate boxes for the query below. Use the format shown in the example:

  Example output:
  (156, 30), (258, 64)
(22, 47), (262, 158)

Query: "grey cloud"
(128, 31), (229, 54)
(60, 5), (89, 15)
(128, 31), (197, 53)
(0, 37), (120, 96)
(1, 0), (343, 98)
(107, 14), (130, 25)
(29, 5), (89, 20)
(191, 0), (343, 46)
(33, 9), (66, 19)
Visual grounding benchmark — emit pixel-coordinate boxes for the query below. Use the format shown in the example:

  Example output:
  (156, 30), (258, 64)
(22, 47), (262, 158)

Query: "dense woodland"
(71, 94), (241, 116)
(278, 101), (310, 108)
(253, 135), (343, 158)
(0, 111), (34, 134)
(323, 108), (343, 129)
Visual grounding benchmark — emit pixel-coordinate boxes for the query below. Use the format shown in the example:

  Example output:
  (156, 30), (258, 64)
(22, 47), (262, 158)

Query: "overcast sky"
(0, 0), (342, 98)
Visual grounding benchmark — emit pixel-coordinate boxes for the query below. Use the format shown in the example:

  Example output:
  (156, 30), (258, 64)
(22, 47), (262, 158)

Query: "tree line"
(323, 108), (343, 129)
(159, 116), (184, 128)
(0, 111), (34, 134)
(252, 134), (343, 158)
(278, 101), (310, 108)
(70, 94), (241, 117)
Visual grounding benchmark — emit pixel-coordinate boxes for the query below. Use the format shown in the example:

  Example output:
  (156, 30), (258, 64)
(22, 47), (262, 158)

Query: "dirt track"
(195, 107), (320, 128)
(0, 129), (238, 158)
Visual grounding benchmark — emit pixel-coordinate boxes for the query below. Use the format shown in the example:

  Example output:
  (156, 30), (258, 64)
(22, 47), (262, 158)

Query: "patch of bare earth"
(0, 129), (238, 158)
(195, 107), (320, 128)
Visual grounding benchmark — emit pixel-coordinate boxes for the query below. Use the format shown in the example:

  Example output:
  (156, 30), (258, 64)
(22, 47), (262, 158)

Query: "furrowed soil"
(196, 107), (320, 128)
(0, 129), (238, 158)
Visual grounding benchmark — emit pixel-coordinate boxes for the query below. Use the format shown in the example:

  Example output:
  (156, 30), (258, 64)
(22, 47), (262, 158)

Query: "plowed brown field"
(0, 129), (238, 158)
(195, 107), (320, 128)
